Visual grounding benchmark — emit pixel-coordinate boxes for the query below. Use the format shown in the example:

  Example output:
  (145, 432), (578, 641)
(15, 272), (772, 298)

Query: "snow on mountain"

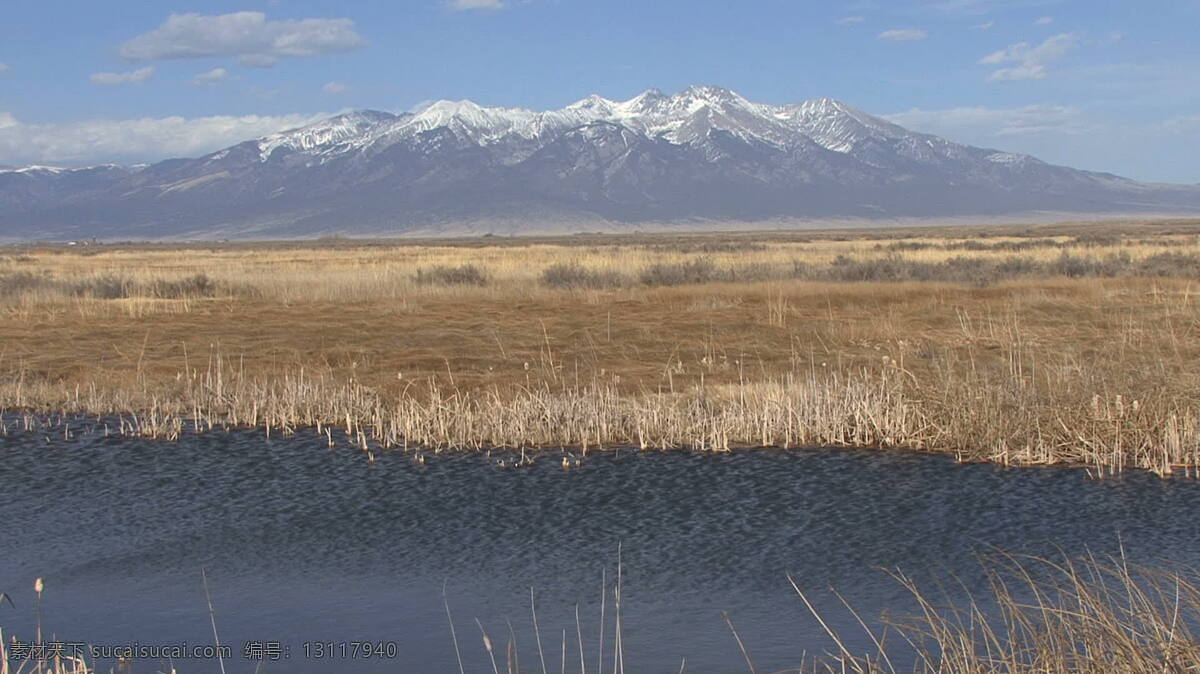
(2, 85), (1197, 240)
(0, 163), (129, 175)
(774, 98), (909, 153)
(245, 86), (941, 161)
(256, 110), (399, 160)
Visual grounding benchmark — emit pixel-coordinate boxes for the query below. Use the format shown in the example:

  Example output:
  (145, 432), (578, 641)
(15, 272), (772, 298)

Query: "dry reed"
(5, 223), (1200, 473)
(794, 551), (1200, 673)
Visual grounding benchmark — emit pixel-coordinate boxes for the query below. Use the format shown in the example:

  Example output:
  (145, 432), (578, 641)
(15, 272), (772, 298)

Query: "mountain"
(3, 86), (1199, 240)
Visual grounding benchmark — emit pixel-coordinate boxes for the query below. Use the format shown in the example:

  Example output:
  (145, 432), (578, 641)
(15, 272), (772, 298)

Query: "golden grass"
(4, 221), (1200, 473)
(794, 550), (1200, 673)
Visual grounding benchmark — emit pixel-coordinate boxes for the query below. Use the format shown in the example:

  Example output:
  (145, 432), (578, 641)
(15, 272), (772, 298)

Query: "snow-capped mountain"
(3, 86), (1198, 240)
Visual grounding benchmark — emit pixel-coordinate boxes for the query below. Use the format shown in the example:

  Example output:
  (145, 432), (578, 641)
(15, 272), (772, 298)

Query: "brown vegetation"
(3, 220), (1200, 473)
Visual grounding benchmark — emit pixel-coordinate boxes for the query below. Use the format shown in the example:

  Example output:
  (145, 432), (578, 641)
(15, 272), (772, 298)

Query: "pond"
(3, 422), (1199, 672)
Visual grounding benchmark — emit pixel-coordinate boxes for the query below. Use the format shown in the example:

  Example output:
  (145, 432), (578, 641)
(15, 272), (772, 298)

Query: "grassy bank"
(4, 221), (1200, 473)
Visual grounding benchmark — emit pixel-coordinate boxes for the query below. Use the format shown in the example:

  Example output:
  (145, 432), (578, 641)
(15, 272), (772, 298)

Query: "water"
(4, 422), (1200, 672)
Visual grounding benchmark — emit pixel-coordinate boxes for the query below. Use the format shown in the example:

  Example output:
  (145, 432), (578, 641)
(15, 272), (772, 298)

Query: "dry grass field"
(5, 218), (1200, 473)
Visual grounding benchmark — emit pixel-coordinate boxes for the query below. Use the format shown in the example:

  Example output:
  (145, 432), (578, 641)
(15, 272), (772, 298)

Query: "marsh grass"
(446, 548), (1200, 673)
(5, 223), (1200, 473)
(792, 551), (1200, 673)
(0, 578), (94, 674)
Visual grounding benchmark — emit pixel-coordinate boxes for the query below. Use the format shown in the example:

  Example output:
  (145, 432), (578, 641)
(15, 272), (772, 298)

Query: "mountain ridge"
(2, 86), (1198, 240)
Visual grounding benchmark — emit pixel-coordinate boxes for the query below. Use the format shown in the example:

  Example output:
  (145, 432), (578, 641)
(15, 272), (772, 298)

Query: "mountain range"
(2, 86), (1199, 240)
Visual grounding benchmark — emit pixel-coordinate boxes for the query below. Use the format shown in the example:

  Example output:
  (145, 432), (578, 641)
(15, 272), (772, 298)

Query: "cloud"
(191, 67), (228, 86)
(119, 12), (366, 66)
(322, 81), (349, 95)
(0, 63), (9, 73)
(879, 28), (929, 41)
(1035, 16), (1054, 25)
(447, 0), (507, 10)
(979, 32), (1078, 81)
(90, 67), (155, 86)
(0, 111), (332, 165)
(974, 21), (995, 30)
(836, 16), (865, 24)
(886, 103), (1090, 139)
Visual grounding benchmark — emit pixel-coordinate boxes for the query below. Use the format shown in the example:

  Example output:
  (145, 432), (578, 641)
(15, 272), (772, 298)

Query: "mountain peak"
(566, 94), (617, 112)
(679, 85), (743, 103)
(256, 110), (397, 160)
(616, 88), (667, 114)
(412, 99), (487, 121)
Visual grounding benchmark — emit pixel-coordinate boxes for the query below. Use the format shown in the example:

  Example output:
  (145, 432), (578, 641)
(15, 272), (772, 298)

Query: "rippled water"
(4, 422), (1200, 673)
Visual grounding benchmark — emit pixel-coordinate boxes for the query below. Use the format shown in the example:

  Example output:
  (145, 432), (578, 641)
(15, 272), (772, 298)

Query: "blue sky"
(1, 0), (1198, 182)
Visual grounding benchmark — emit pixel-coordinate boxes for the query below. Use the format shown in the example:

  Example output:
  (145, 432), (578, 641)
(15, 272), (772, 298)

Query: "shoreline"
(4, 369), (1196, 477)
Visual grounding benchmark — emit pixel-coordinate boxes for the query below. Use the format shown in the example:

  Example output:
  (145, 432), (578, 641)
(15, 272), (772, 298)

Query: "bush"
(413, 264), (489, 287)
(540, 262), (626, 290)
(151, 274), (217, 299)
(71, 274), (131, 299)
(1073, 233), (1121, 248)
(640, 241), (767, 254)
(639, 258), (719, 286)
(0, 272), (57, 297)
(1135, 252), (1200, 278)
(1047, 252), (1129, 278)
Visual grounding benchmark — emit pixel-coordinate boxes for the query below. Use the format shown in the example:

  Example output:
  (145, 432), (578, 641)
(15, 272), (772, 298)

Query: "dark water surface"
(4, 421), (1200, 673)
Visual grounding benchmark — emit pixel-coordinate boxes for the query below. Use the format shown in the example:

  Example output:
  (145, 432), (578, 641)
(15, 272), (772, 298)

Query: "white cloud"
(119, 12), (366, 66)
(979, 32), (1078, 81)
(90, 67), (155, 86)
(836, 16), (865, 24)
(886, 104), (1090, 139)
(974, 21), (995, 30)
(0, 111), (331, 165)
(0, 63), (9, 73)
(322, 81), (349, 95)
(1035, 16), (1054, 25)
(447, 0), (506, 10)
(191, 67), (228, 86)
(879, 28), (929, 41)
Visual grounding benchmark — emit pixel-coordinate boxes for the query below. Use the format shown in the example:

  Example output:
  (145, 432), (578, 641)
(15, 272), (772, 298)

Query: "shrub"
(151, 274), (218, 299)
(1073, 233), (1121, 247)
(413, 264), (489, 287)
(540, 262), (626, 290)
(639, 258), (719, 286)
(0, 272), (57, 297)
(71, 274), (131, 299)
(1135, 252), (1200, 278)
